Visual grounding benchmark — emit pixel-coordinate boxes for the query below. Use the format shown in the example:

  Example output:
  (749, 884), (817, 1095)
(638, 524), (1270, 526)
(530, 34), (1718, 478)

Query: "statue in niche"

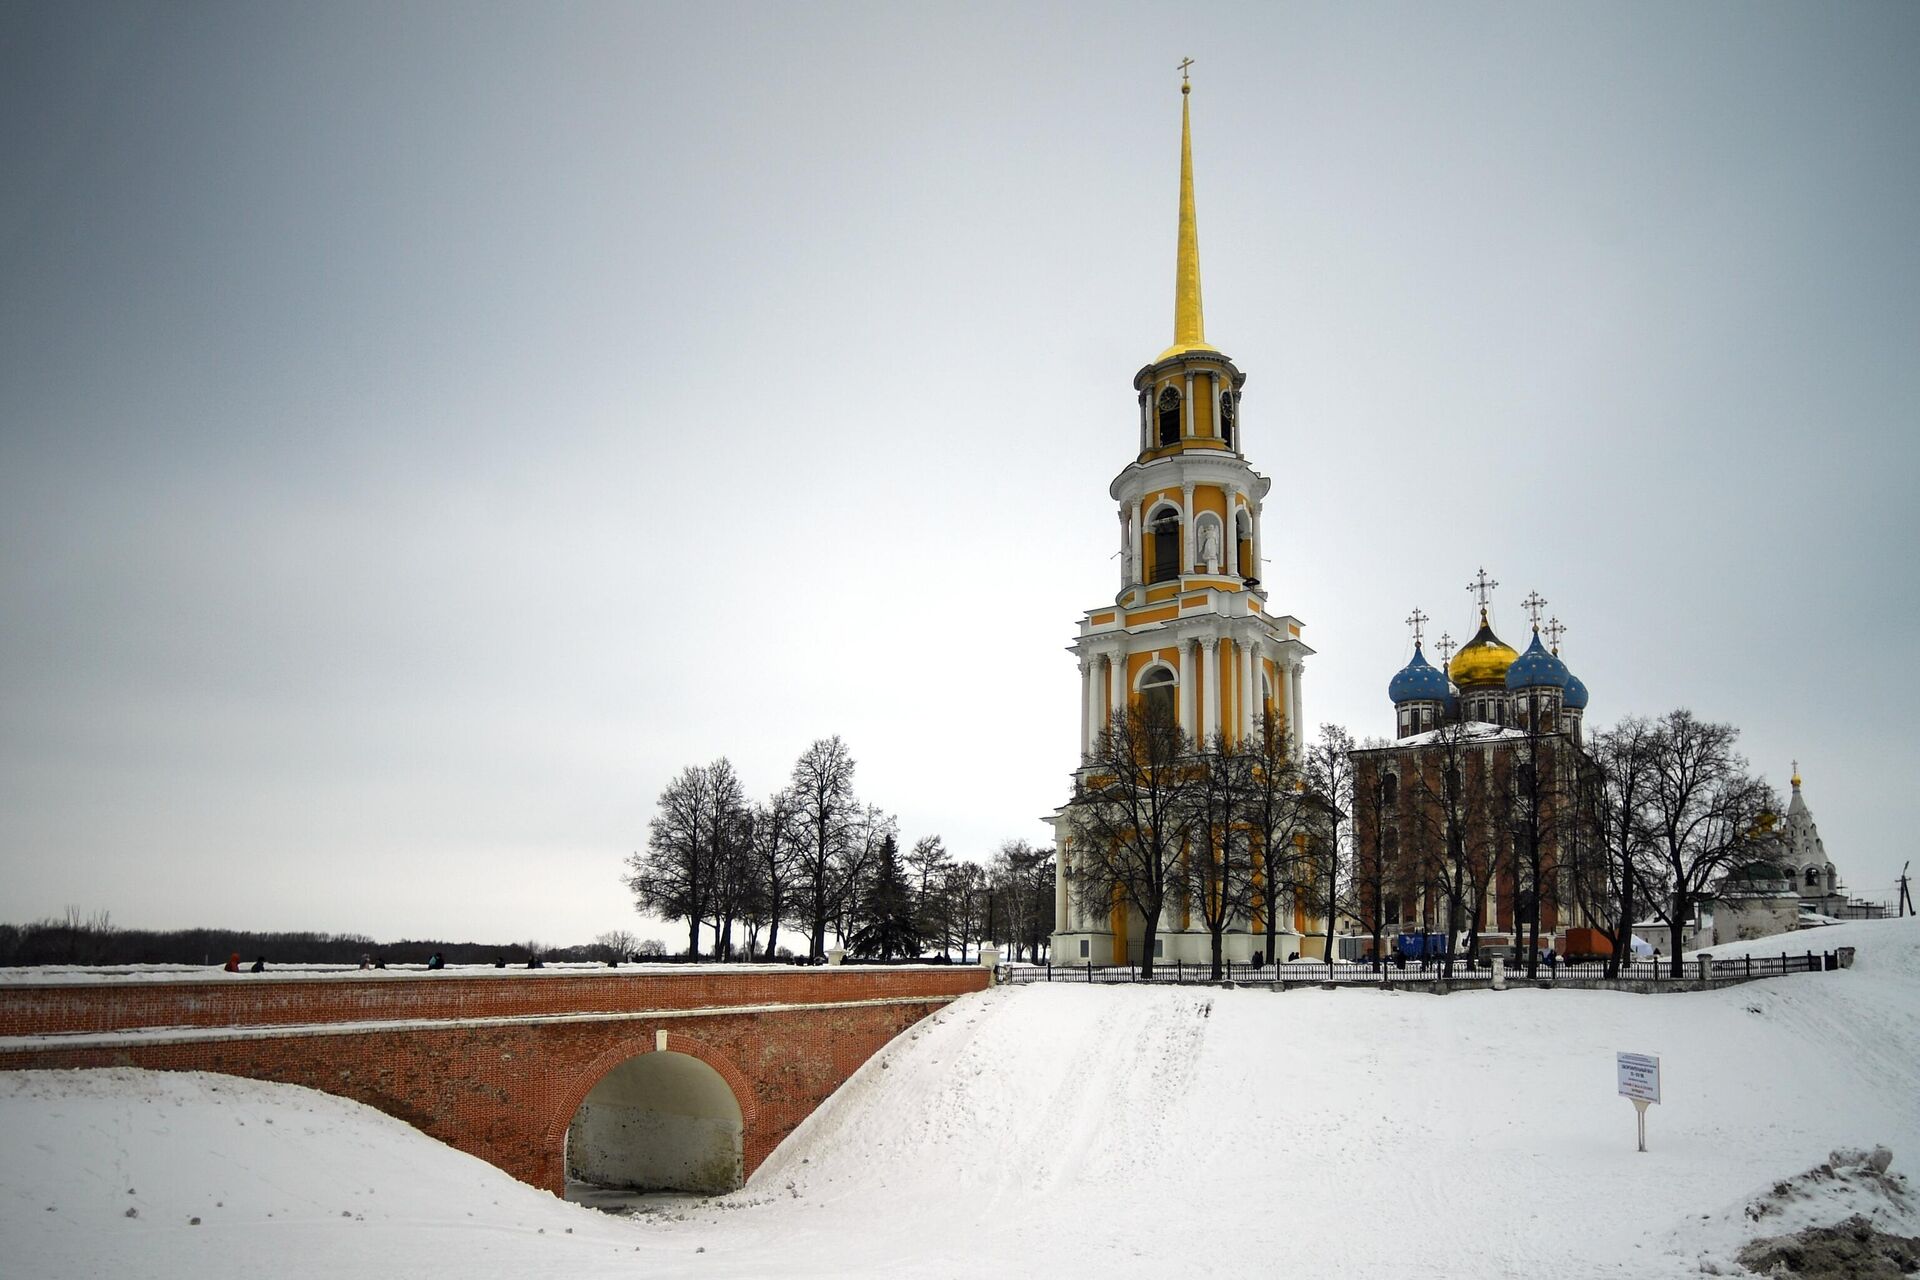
(1198, 520), (1221, 573)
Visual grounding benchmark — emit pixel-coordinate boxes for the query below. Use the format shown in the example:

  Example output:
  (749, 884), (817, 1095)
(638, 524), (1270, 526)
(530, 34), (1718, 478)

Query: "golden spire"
(1159, 62), (1214, 361)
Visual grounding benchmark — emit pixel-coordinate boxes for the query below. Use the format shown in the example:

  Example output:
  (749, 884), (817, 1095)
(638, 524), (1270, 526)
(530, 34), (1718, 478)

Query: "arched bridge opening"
(565, 1050), (745, 1195)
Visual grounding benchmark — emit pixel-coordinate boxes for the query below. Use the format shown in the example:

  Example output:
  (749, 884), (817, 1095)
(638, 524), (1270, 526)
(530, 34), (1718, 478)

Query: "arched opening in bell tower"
(1156, 386), (1182, 446)
(1147, 507), (1182, 583)
(565, 1050), (745, 1197)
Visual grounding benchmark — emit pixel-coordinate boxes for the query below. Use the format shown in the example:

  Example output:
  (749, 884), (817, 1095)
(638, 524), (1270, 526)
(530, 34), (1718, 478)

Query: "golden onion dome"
(1448, 613), (1519, 690)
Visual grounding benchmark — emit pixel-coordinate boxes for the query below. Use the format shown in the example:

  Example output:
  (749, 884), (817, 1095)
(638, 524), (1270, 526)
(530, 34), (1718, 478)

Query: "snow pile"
(3, 916), (1917, 1278)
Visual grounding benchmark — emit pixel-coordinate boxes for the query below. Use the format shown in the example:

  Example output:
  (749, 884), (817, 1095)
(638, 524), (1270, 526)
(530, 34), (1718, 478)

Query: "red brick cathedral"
(1349, 573), (1605, 961)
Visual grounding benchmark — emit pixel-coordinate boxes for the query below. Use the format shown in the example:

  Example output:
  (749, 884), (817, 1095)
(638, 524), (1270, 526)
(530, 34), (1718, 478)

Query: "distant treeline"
(0, 911), (637, 968)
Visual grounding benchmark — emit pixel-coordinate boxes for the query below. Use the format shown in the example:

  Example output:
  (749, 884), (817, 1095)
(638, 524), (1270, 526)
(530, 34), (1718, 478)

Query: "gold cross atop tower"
(1178, 57), (1195, 89)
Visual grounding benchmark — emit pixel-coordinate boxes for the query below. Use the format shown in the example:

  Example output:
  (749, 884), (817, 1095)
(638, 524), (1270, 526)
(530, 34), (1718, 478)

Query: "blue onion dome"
(1388, 643), (1450, 703)
(1505, 630), (1571, 692)
(1563, 669), (1589, 710)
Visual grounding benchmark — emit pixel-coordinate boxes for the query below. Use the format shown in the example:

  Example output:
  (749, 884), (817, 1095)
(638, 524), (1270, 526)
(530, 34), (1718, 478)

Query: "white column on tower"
(1244, 637), (1259, 736)
(1183, 371), (1195, 437)
(1202, 638), (1220, 741)
(1181, 482), (1195, 572)
(1289, 660), (1305, 755)
(1227, 487), (1244, 578)
(1244, 633), (1259, 736)
(1250, 500), (1264, 582)
(1121, 498), (1136, 587)
(1178, 638), (1195, 736)
(1080, 657), (1096, 755)
(1108, 649), (1127, 722)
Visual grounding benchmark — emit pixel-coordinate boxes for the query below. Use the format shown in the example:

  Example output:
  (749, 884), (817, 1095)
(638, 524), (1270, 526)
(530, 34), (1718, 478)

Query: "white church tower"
(1047, 73), (1314, 967)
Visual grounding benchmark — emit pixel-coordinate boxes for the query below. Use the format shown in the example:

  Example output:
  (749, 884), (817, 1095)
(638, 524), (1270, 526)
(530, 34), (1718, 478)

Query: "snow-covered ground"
(4, 917), (1916, 1278)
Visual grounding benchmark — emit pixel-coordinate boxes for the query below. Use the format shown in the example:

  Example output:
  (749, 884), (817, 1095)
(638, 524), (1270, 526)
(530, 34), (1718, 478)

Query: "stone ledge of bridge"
(0, 965), (989, 1040)
(0, 992), (969, 1056)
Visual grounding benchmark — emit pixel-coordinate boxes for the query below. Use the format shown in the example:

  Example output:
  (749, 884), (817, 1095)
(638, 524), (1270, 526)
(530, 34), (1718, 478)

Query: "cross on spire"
(1405, 607), (1428, 646)
(1436, 631), (1456, 665)
(1178, 56), (1195, 87)
(1467, 567), (1499, 617)
(1544, 617), (1566, 653)
(1522, 590), (1548, 629)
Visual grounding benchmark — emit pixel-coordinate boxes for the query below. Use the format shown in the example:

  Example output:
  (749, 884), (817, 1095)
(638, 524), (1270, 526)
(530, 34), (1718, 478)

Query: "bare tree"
(1349, 746), (1404, 969)
(1063, 707), (1200, 979)
(1239, 711), (1312, 967)
(628, 760), (731, 958)
(697, 759), (752, 960)
(989, 840), (1054, 962)
(1187, 732), (1259, 979)
(941, 859), (989, 961)
(748, 787), (801, 960)
(904, 834), (952, 946)
(1300, 723), (1356, 964)
(1642, 711), (1778, 976)
(1405, 718), (1483, 977)
(1580, 717), (1660, 976)
(594, 929), (639, 964)
(790, 736), (861, 961)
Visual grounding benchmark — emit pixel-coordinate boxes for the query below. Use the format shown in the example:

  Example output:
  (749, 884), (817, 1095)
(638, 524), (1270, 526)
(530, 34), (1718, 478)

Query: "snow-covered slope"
(5, 917), (1917, 1278)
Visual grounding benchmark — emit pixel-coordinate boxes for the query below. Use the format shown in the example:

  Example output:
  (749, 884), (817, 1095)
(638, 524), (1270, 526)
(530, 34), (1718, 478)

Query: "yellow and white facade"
(1049, 80), (1314, 966)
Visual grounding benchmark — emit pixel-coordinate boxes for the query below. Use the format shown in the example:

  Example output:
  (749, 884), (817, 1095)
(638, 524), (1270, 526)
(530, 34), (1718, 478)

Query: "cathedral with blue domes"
(1386, 569), (1591, 744)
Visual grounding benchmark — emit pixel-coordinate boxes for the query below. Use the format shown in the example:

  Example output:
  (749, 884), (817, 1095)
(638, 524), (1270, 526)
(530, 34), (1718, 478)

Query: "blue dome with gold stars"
(1389, 644), (1450, 703)
(1506, 630), (1571, 692)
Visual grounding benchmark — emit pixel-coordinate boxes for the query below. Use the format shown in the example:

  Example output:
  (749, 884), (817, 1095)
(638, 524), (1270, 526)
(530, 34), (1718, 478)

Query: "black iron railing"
(1001, 950), (1841, 986)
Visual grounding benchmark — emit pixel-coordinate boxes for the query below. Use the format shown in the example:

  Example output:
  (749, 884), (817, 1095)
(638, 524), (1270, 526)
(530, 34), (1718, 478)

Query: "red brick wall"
(0, 968), (988, 1193)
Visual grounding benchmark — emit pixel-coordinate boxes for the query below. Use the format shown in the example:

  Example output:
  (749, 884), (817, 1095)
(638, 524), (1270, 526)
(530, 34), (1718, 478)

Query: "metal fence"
(1002, 949), (1843, 987)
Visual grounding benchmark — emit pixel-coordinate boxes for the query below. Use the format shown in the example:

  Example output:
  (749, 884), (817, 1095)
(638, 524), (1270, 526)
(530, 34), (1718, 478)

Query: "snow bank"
(5, 917), (1917, 1277)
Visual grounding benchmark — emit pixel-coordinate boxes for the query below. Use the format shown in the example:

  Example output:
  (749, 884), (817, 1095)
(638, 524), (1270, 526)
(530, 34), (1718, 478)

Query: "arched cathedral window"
(1235, 509), (1253, 580)
(1157, 387), (1182, 447)
(1382, 773), (1398, 806)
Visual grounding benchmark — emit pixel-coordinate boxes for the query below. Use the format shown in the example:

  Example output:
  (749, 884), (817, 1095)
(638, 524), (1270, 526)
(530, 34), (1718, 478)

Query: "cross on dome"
(1544, 617), (1566, 653)
(1405, 607), (1428, 646)
(1522, 590), (1548, 629)
(1436, 631), (1456, 665)
(1178, 56), (1194, 88)
(1466, 567), (1499, 621)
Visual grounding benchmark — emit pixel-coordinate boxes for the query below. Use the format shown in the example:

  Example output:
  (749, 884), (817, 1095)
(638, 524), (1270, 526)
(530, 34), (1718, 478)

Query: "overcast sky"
(3, 2), (1916, 947)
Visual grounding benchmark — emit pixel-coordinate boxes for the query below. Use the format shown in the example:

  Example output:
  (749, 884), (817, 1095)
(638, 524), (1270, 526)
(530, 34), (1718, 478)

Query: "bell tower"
(1048, 73), (1315, 966)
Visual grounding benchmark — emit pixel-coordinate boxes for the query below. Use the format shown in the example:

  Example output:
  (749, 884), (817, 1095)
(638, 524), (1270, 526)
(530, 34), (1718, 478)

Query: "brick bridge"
(0, 965), (988, 1195)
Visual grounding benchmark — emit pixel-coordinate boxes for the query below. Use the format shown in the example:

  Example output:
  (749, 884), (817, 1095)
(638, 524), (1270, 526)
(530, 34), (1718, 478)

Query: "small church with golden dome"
(1047, 75), (1314, 967)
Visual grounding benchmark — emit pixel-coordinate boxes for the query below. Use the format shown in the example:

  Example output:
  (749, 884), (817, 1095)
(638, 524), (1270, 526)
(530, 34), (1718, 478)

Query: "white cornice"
(1110, 452), (1272, 504)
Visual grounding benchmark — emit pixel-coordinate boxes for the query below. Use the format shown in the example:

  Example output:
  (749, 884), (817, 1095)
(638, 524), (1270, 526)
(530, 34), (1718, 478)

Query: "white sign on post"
(1617, 1051), (1661, 1152)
